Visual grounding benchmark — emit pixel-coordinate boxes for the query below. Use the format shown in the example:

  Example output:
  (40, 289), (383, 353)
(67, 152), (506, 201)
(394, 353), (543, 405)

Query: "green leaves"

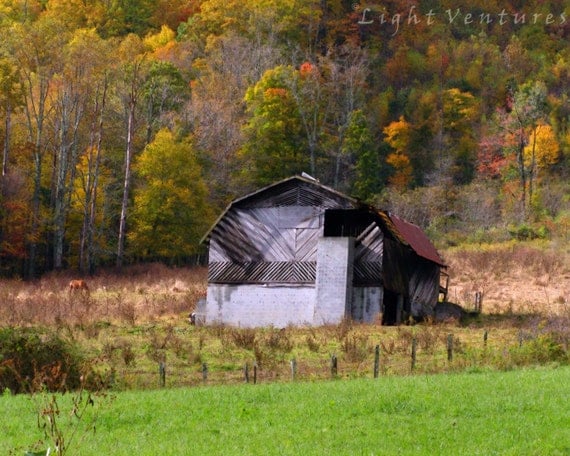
(129, 129), (213, 261)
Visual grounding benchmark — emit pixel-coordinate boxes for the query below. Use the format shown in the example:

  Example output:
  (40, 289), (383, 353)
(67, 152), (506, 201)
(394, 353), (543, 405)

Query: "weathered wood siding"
(353, 222), (383, 286)
(208, 180), (354, 284)
(409, 259), (441, 316)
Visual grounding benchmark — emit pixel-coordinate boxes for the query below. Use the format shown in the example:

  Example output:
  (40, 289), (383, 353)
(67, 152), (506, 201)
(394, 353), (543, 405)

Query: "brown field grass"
(1, 241), (567, 328)
(444, 240), (570, 317)
(0, 263), (207, 326)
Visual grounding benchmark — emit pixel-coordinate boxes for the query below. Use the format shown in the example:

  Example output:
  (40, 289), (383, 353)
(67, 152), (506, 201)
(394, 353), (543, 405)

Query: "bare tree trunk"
(53, 87), (84, 270)
(116, 98), (136, 268)
(516, 129), (527, 218)
(2, 103), (10, 178)
(80, 81), (107, 274)
(528, 125), (538, 208)
(26, 77), (49, 278)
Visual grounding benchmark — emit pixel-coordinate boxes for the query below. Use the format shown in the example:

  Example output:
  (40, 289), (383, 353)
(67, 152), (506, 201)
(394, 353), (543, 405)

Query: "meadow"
(3, 367), (570, 455)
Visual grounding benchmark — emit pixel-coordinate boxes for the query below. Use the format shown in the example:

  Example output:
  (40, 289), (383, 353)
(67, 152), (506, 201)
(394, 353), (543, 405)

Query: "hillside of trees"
(0, 0), (569, 277)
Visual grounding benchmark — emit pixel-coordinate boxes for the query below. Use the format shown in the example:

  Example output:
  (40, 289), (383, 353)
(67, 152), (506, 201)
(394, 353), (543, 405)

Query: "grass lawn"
(3, 366), (570, 455)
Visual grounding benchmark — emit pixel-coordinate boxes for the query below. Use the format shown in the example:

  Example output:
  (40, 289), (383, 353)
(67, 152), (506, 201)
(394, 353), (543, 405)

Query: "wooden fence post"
(373, 345), (380, 378)
(202, 363), (208, 383)
(475, 291), (483, 313)
(159, 362), (166, 387)
(484, 330), (488, 347)
(330, 354), (338, 378)
(290, 358), (297, 381)
(244, 363), (249, 383)
(253, 363), (258, 384)
(447, 334), (453, 362)
(411, 337), (417, 371)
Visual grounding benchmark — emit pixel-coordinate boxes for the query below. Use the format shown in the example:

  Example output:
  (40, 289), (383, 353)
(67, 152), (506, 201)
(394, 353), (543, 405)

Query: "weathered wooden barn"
(200, 175), (446, 327)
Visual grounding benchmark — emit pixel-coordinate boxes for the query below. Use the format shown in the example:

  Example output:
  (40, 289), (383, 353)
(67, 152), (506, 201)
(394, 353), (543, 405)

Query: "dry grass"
(444, 241), (570, 316)
(0, 263), (207, 327)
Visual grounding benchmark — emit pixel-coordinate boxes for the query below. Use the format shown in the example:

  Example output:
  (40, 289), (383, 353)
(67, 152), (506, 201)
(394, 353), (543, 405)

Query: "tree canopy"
(0, 0), (569, 275)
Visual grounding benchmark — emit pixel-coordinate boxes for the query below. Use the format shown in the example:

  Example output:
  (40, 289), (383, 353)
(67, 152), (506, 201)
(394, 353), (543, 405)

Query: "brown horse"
(69, 279), (89, 295)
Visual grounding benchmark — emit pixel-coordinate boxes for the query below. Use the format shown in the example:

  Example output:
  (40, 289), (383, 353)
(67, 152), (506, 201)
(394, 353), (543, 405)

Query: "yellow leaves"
(383, 116), (411, 153)
(144, 25), (176, 52)
(524, 123), (560, 169)
(383, 116), (413, 189)
(443, 88), (478, 130)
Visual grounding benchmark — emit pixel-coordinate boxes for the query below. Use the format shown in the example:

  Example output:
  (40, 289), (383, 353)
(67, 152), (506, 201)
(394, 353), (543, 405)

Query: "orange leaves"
(383, 116), (413, 189)
(386, 152), (412, 189)
(299, 62), (315, 78)
(263, 87), (289, 99)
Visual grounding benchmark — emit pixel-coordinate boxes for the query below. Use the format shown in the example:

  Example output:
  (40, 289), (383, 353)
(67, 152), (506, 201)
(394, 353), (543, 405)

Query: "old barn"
(199, 175), (446, 327)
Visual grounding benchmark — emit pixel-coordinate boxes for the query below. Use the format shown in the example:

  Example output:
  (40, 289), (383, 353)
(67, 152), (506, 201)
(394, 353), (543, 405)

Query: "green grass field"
(3, 366), (570, 455)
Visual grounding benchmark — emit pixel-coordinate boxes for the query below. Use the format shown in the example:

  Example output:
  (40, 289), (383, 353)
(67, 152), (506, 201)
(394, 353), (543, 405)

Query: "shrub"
(229, 328), (257, 350)
(264, 327), (293, 352)
(508, 223), (549, 241)
(511, 334), (568, 365)
(305, 334), (320, 352)
(0, 328), (84, 394)
(341, 334), (370, 363)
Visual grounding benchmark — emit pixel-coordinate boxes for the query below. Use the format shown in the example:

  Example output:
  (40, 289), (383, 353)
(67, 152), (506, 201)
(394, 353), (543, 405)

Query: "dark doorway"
(382, 289), (399, 325)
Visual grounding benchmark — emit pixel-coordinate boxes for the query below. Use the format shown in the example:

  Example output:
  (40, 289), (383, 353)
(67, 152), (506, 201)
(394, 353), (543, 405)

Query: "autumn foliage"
(0, 0), (568, 276)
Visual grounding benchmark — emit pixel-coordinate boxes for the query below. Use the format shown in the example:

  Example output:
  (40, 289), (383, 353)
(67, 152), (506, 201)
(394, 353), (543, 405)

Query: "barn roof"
(201, 175), (357, 243)
(202, 175), (445, 267)
(387, 213), (446, 267)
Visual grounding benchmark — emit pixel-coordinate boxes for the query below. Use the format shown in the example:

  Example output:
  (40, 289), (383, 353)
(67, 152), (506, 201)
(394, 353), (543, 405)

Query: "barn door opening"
(382, 289), (402, 325)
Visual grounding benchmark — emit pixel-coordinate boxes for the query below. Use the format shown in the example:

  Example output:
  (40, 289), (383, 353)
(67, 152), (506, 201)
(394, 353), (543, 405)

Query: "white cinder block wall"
(205, 284), (316, 327)
(313, 237), (354, 325)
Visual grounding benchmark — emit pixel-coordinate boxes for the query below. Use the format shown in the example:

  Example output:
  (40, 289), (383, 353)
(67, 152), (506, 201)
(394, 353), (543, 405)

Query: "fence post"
(475, 291), (483, 313)
(253, 363), (258, 384)
(290, 358), (297, 381)
(244, 363), (249, 383)
(202, 363), (208, 383)
(411, 337), (417, 371)
(373, 345), (380, 378)
(483, 330), (488, 347)
(159, 362), (166, 387)
(447, 334), (453, 362)
(330, 354), (338, 378)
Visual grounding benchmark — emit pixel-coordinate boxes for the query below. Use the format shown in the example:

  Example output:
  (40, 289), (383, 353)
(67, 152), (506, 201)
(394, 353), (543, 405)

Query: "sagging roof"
(387, 213), (446, 267)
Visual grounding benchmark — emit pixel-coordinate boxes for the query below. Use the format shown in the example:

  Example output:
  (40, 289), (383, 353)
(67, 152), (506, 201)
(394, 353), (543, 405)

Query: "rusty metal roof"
(387, 213), (446, 267)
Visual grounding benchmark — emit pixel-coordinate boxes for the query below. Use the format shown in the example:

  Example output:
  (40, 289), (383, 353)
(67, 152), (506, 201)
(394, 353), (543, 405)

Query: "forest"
(0, 0), (569, 277)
